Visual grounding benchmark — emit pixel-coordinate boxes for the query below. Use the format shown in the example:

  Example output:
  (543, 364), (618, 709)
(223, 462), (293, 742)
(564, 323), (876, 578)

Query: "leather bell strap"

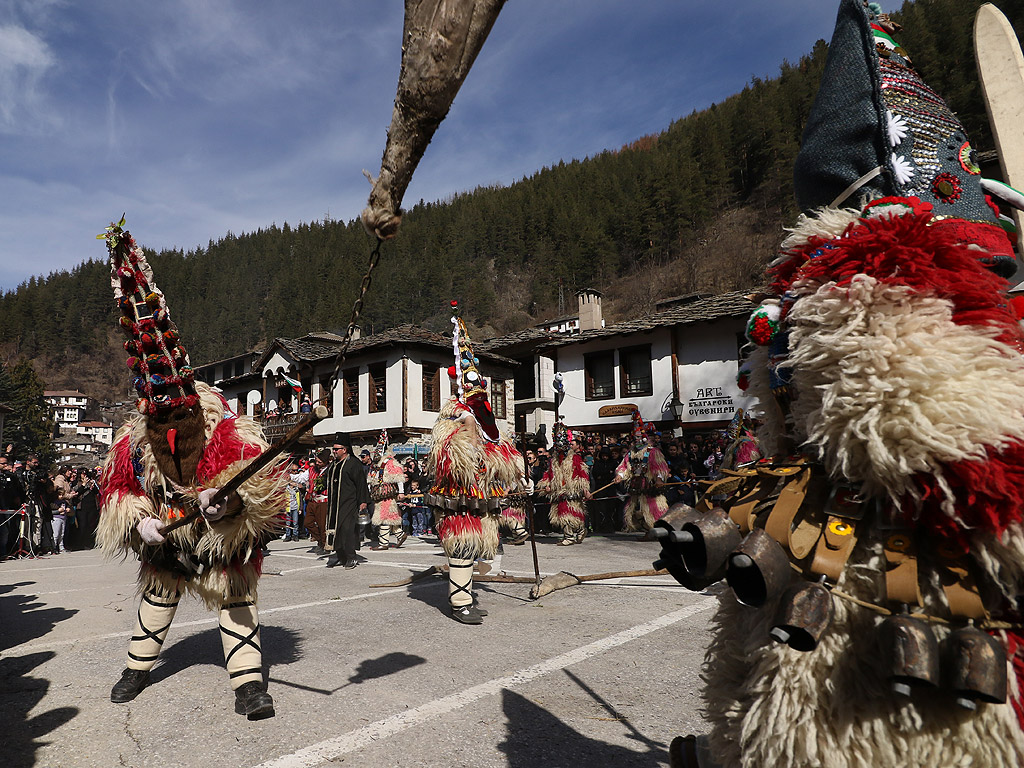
(726, 472), (780, 534)
(883, 532), (922, 607)
(810, 515), (860, 582)
(937, 545), (987, 620)
(763, 465), (825, 560)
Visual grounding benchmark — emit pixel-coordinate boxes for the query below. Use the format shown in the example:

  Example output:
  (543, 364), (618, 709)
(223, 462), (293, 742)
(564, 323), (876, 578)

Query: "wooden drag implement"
(370, 563), (669, 598)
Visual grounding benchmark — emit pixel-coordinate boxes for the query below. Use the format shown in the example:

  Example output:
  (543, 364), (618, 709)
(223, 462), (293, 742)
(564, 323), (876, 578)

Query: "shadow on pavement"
(498, 684), (668, 767)
(0, 582), (80, 768)
(348, 650), (426, 685)
(150, 623), (303, 687)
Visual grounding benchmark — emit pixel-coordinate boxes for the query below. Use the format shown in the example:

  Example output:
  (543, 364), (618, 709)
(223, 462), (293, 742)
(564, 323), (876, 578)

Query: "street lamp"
(670, 395), (684, 423)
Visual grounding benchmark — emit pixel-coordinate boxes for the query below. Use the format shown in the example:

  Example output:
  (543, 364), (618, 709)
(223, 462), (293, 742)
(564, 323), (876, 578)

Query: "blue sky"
(0, 0), (841, 292)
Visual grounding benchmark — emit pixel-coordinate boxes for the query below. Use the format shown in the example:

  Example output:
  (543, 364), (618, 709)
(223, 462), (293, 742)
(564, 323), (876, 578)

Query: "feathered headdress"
(100, 217), (205, 485)
(372, 428), (390, 462)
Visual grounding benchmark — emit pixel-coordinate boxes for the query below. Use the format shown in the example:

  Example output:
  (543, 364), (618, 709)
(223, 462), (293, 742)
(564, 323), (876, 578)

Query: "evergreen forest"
(0, 0), (1020, 402)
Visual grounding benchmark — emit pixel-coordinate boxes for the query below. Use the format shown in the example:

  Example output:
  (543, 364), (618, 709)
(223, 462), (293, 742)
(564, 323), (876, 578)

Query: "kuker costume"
(97, 221), (286, 719)
(537, 421), (590, 545)
(659, 3), (1024, 766)
(425, 301), (522, 624)
(615, 411), (669, 532)
(368, 429), (408, 549)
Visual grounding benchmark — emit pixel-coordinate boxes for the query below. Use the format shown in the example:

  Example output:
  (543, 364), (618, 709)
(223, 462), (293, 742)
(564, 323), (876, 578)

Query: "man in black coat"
(0, 455), (26, 560)
(324, 438), (369, 569)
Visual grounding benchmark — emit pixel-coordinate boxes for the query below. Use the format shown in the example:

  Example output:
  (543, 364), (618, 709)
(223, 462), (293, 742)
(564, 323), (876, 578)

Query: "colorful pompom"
(746, 302), (782, 346)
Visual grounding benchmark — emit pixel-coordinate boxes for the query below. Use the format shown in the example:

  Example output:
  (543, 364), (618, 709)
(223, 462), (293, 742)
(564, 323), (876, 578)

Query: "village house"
(201, 325), (519, 453)
(481, 288), (759, 441)
(43, 390), (93, 433)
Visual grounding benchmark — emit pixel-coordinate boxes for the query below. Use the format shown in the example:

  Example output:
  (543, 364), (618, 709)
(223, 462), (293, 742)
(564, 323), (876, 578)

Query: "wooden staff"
(518, 432), (542, 589)
(162, 406), (328, 534)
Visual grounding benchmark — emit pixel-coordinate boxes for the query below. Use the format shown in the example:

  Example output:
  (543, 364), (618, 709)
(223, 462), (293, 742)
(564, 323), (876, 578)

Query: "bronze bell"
(769, 580), (834, 652)
(679, 507), (742, 583)
(945, 623), (1007, 710)
(652, 505), (704, 590)
(879, 613), (940, 696)
(726, 528), (792, 608)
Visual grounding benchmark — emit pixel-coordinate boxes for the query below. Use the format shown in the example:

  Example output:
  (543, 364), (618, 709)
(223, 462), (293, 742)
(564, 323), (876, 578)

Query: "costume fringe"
(541, 452), (589, 530)
(98, 382), (286, 610)
(438, 512), (499, 560)
(372, 497), (402, 527)
(703, 540), (1024, 767)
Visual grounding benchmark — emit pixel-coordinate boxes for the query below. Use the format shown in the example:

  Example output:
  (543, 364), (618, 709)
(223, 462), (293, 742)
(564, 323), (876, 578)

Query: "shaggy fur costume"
(537, 450), (589, 534)
(615, 446), (669, 531)
(98, 382), (288, 609)
(426, 396), (521, 560)
(369, 456), (406, 527)
(699, 205), (1024, 766)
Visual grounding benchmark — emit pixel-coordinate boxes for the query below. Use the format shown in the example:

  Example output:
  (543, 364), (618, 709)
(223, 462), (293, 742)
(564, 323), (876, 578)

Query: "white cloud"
(0, 24), (57, 131)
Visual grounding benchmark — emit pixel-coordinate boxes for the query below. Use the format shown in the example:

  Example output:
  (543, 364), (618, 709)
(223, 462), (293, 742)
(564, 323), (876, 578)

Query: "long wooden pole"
(519, 432), (542, 589)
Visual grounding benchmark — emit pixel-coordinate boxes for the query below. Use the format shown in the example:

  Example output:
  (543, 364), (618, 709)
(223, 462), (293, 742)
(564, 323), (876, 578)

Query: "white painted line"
(2, 586), (415, 656)
(31, 583), (138, 596)
(0, 562), (106, 573)
(253, 599), (716, 768)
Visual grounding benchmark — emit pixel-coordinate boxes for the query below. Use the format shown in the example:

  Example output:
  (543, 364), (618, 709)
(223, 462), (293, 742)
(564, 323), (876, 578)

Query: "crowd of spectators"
(276, 428), (733, 548)
(0, 443), (101, 561)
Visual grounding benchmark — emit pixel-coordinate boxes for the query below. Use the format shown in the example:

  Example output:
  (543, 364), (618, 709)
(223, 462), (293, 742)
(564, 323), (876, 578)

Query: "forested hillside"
(0, 0), (1019, 402)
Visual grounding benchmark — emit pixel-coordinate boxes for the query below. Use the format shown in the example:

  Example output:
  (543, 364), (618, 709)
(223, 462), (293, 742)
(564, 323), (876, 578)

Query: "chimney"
(577, 288), (603, 332)
(350, 324), (362, 340)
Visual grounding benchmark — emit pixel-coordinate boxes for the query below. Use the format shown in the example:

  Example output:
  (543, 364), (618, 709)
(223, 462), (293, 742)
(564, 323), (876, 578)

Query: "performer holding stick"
(97, 220), (288, 719)
(424, 301), (524, 624)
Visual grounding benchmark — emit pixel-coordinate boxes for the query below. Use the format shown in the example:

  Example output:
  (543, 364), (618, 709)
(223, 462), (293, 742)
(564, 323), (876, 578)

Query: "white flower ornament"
(891, 155), (915, 185)
(886, 110), (908, 147)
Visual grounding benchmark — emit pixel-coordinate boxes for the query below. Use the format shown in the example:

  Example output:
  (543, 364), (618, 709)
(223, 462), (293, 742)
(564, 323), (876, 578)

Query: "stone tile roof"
(477, 327), (564, 355)
(257, 324), (518, 369)
(537, 288), (760, 350)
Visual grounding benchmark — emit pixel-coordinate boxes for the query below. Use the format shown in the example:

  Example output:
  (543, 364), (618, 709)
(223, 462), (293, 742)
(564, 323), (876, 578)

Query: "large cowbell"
(726, 528), (792, 608)
(945, 624), (1007, 710)
(678, 508), (743, 585)
(770, 580), (835, 652)
(879, 613), (940, 696)
(652, 504), (720, 591)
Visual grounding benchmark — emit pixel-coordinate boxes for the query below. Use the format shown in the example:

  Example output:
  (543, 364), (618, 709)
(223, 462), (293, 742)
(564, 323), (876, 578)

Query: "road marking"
(253, 599), (716, 768)
(0, 562), (106, 573)
(1, 586), (414, 656)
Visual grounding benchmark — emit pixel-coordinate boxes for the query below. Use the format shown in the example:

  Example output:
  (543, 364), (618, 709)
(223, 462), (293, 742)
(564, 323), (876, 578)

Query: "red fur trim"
(196, 419), (263, 484)
(1004, 629), (1024, 732)
(572, 453), (589, 480)
(555, 501), (585, 523)
(902, 440), (1024, 540)
(99, 434), (144, 507)
(438, 513), (483, 542)
(483, 441), (518, 464)
(778, 210), (1022, 347)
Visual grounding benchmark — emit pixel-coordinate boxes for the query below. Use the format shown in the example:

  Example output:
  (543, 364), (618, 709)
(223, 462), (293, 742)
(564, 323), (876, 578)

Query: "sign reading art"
(687, 386), (735, 418)
(598, 403), (639, 418)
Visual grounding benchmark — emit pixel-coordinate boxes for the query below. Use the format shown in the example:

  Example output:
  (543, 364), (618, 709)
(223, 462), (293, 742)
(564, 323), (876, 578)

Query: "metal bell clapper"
(879, 607), (940, 697)
(769, 577), (834, 652)
(726, 528), (792, 608)
(945, 621), (1007, 710)
(679, 507), (742, 584)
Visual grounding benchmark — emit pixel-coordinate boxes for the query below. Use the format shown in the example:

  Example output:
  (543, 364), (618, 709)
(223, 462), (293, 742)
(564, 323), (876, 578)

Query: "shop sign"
(598, 403), (639, 417)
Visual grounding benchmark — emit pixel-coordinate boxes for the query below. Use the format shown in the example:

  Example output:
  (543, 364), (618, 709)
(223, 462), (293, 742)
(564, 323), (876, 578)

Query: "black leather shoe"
(235, 681), (275, 720)
(451, 604), (484, 625)
(110, 668), (150, 703)
(325, 555), (341, 568)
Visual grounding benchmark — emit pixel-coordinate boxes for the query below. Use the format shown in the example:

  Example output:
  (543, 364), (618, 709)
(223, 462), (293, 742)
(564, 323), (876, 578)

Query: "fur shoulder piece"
(376, 457), (407, 485)
(100, 429), (144, 506)
(196, 416), (266, 485)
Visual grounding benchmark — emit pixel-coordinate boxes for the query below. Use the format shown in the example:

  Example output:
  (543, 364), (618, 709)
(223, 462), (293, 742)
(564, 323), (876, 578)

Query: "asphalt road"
(0, 531), (716, 768)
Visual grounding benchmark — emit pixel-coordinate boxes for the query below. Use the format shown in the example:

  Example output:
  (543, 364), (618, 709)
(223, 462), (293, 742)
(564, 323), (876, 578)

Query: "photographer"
(0, 455), (26, 560)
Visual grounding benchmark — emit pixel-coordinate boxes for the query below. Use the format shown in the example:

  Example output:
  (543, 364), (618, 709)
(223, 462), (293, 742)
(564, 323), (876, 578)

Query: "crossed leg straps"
(219, 599), (264, 690)
(448, 557), (475, 608)
(127, 591), (180, 671)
